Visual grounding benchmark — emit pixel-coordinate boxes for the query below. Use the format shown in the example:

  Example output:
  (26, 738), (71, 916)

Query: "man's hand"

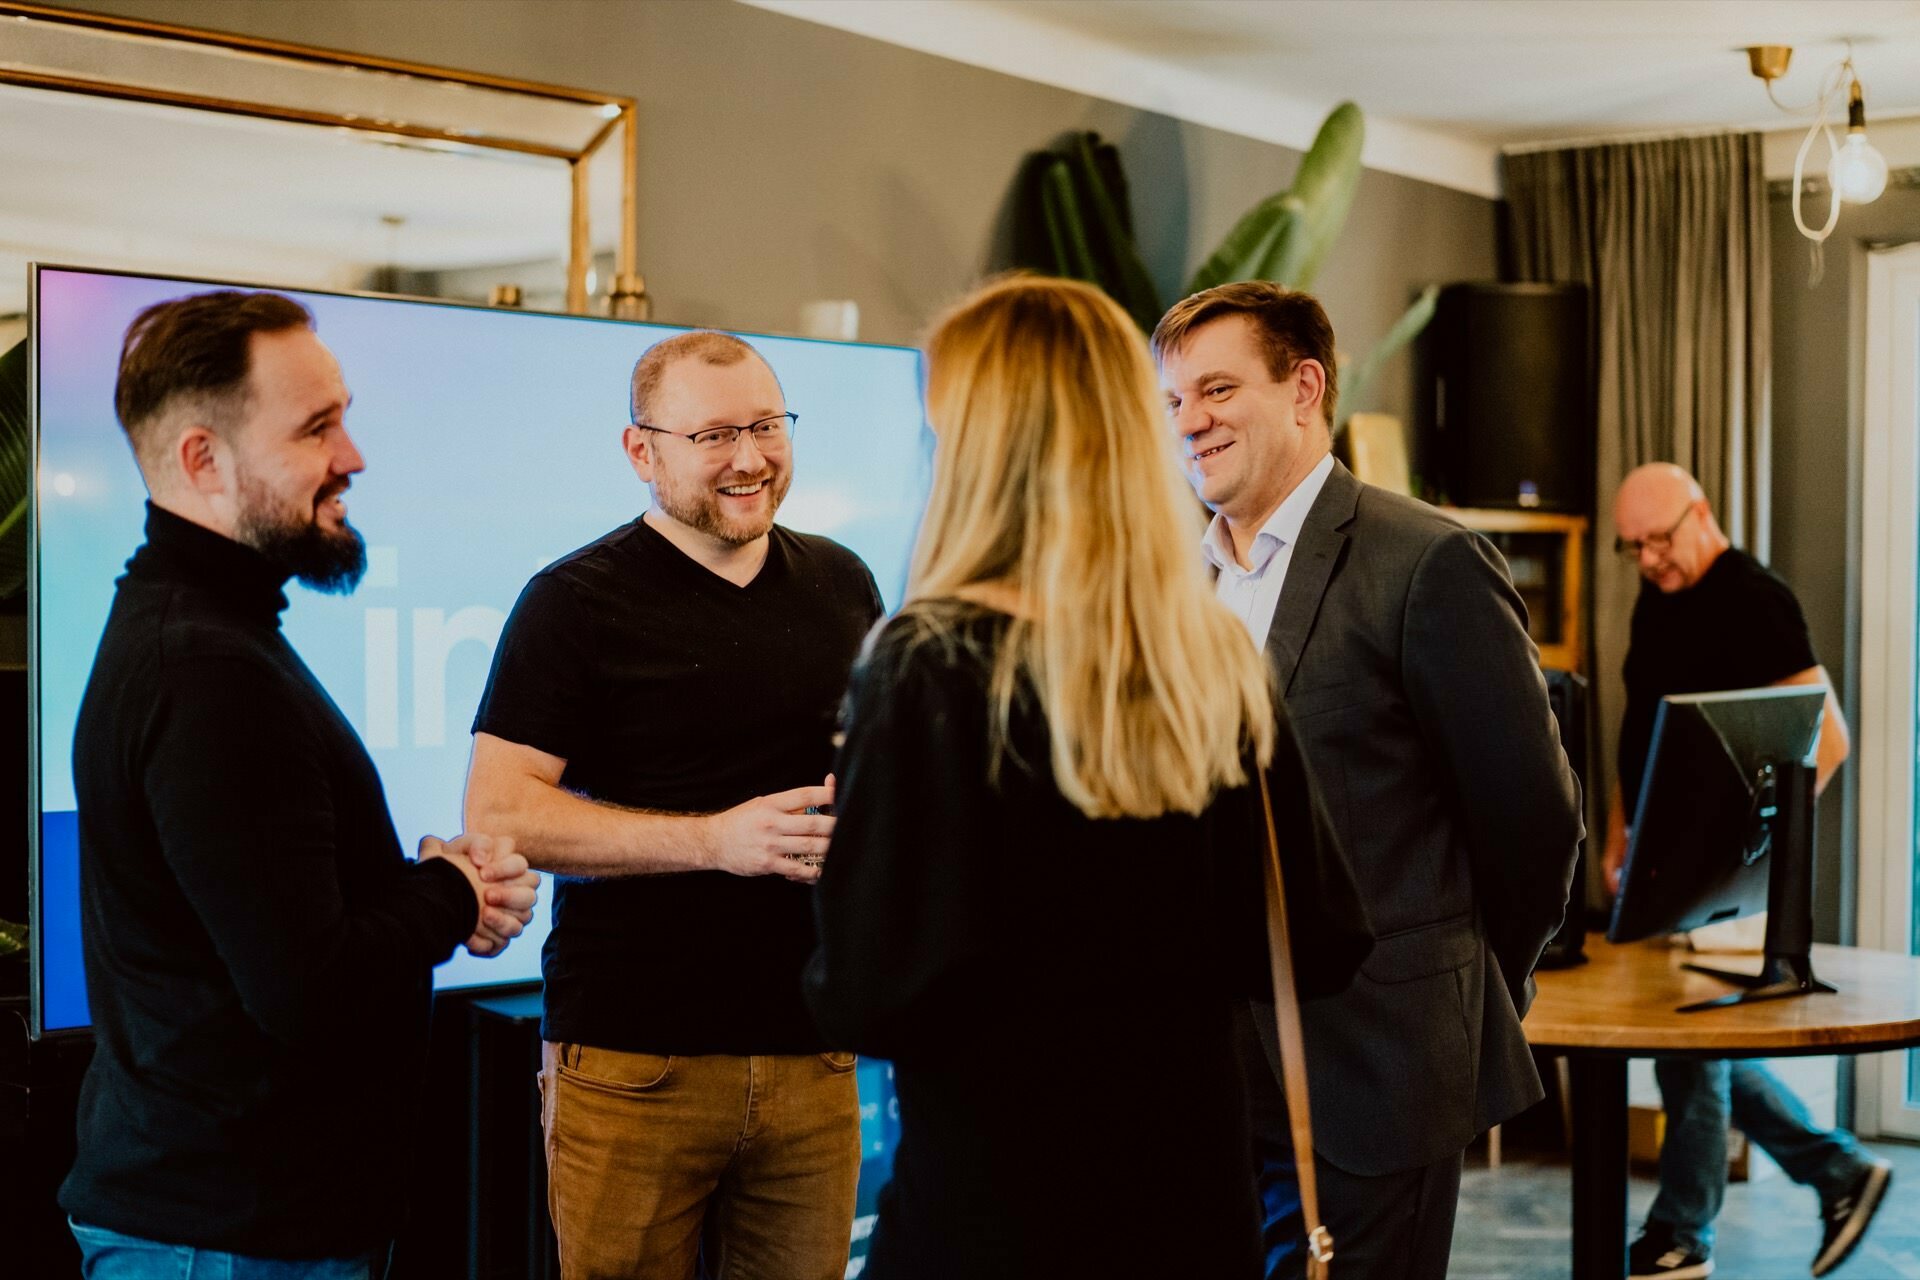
(1602, 782), (1629, 896)
(698, 779), (835, 885)
(1603, 818), (1629, 896)
(421, 833), (541, 957)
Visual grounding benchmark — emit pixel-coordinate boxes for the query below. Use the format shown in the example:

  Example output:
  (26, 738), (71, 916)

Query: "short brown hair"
(1151, 282), (1339, 426)
(628, 330), (775, 425)
(114, 290), (314, 469)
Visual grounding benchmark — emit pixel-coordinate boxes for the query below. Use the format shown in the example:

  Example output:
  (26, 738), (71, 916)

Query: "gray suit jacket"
(1255, 461), (1583, 1177)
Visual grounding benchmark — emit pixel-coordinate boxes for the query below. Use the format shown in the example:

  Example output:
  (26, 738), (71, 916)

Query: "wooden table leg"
(1568, 1055), (1629, 1280)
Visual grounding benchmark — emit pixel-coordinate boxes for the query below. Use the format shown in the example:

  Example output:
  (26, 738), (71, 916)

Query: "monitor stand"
(1678, 760), (1836, 1013)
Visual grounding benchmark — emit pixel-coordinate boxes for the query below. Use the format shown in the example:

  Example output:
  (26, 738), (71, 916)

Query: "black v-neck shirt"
(473, 517), (883, 1053)
(1619, 548), (1818, 815)
(61, 504), (478, 1257)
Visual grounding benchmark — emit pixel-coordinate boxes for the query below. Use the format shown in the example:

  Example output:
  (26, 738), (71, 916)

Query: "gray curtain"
(1503, 132), (1772, 895)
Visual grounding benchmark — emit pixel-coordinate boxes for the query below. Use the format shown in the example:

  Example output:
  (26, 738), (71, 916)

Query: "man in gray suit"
(1154, 282), (1583, 1280)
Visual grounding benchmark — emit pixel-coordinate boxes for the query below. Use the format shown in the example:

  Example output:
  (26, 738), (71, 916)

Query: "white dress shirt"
(1203, 453), (1337, 646)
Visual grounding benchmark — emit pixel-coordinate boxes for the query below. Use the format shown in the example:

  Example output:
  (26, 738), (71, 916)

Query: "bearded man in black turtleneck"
(59, 291), (540, 1280)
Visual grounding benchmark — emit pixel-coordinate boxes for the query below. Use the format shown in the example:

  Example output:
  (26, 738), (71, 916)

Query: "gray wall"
(1770, 184), (1920, 944)
(40, 0), (1493, 424)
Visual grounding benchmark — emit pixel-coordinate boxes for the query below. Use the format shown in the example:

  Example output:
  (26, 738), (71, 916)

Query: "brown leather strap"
(1257, 769), (1334, 1277)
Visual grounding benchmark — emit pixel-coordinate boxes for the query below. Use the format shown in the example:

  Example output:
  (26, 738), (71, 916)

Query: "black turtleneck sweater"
(60, 504), (479, 1258)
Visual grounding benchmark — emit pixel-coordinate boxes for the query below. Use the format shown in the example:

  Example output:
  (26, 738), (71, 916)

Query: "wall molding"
(1767, 166), (1920, 198)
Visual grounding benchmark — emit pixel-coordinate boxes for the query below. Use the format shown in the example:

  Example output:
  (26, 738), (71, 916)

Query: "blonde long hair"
(909, 275), (1275, 819)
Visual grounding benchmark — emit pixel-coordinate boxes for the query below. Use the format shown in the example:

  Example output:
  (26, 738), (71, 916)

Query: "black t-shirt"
(473, 517), (882, 1053)
(1619, 548), (1817, 815)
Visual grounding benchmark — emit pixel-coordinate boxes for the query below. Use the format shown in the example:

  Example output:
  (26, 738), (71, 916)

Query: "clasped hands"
(420, 833), (541, 958)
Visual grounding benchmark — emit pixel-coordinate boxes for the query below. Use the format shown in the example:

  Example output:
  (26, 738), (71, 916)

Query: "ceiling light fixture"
(1830, 78), (1889, 205)
(1748, 41), (1886, 280)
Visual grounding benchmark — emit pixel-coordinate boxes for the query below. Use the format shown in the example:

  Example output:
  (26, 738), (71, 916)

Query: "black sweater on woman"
(60, 504), (479, 1258)
(805, 606), (1369, 1280)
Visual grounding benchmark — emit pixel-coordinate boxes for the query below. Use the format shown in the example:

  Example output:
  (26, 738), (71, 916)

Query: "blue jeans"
(1646, 1059), (1869, 1252)
(1253, 1126), (1305, 1276)
(69, 1220), (391, 1280)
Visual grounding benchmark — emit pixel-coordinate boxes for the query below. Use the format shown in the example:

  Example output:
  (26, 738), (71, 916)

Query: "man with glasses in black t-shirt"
(1607, 463), (1889, 1280)
(465, 331), (883, 1280)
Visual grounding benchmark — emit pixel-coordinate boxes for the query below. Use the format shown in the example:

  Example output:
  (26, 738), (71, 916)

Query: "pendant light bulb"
(1830, 132), (1888, 204)
(1828, 77), (1888, 205)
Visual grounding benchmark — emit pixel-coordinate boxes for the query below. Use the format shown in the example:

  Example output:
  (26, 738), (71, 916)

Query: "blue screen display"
(32, 266), (929, 1033)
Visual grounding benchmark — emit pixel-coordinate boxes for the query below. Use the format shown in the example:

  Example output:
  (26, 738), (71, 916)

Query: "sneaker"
(1812, 1157), (1892, 1277)
(1629, 1224), (1714, 1279)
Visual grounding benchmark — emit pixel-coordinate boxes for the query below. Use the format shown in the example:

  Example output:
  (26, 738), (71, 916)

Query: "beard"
(234, 471), (368, 594)
(652, 463), (792, 546)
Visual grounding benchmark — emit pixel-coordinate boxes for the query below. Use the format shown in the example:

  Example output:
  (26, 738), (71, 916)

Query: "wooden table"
(1525, 938), (1920, 1280)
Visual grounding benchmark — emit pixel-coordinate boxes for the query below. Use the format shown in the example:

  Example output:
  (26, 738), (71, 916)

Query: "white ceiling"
(748, 0), (1920, 197)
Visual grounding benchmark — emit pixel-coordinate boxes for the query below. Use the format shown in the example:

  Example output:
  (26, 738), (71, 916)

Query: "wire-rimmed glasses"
(631, 411), (798, 453)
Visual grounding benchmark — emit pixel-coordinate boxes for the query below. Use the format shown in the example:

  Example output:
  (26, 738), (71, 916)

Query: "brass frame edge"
(0, 68), (580, 159)
(1, 2), (635, 110)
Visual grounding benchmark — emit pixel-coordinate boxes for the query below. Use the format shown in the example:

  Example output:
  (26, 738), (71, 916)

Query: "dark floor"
(1451, 1140), (1920, 1279)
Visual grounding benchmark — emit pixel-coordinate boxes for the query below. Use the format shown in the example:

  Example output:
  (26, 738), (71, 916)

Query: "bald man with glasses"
(464, 330), (883, 1280)
(1607, 463), (1888, 1280)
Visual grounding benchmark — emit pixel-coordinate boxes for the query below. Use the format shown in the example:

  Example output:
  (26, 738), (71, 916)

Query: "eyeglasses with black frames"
(1614, 502), (1695, 560)
(631, 412), (798, 453)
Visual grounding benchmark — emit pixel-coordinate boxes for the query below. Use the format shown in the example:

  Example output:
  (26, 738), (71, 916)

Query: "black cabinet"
(467, 990), (557, 1280)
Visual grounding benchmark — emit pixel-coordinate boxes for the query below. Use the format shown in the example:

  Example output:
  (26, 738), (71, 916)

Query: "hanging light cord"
(1789, 56), (1857, 285)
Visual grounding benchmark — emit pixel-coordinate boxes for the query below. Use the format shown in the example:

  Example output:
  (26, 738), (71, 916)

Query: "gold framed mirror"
(0, 2), (642, 314)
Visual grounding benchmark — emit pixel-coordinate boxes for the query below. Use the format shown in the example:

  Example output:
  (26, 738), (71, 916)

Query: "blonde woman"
(803, 276), (1371, 1279)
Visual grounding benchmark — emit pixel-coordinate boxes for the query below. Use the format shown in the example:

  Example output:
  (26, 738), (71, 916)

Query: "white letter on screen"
(412, 606), (506, 748)
(364, 608), (400, 749)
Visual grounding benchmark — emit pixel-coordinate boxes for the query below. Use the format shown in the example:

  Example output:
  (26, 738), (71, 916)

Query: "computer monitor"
(1607, 684), (1828, 1012)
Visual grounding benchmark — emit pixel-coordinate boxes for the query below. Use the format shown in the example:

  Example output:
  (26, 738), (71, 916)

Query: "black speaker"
(1422, 283), (1591, 513)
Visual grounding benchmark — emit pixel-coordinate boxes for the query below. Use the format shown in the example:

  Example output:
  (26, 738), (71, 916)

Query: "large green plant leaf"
(1187, 101), (1365, 294)
(0, 340), (28, 599)
(1063, 134), (1163, 332)
(1037, 160), (1102, 279)
(1009, 149), (1071, 271)
(1277, 101), (1366, 290)
(1185, 194), (1308, 298)
(1007, 132), (1163, 332)
(1336, 284), (1439, 428)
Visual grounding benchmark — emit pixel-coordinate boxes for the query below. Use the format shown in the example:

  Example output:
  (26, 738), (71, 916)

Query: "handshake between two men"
(418, 832), (543, 958)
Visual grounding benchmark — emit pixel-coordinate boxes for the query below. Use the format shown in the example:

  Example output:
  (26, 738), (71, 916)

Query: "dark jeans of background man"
(1647, 1058), (1872, 1252)
(71, 1219), (391, 1280)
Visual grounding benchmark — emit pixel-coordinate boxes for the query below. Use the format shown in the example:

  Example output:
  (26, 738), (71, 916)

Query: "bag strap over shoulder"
(1256, 768), (1334, 1279)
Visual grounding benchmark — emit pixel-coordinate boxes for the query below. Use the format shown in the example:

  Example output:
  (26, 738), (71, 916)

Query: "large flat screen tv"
(30, 265), (929, 1036)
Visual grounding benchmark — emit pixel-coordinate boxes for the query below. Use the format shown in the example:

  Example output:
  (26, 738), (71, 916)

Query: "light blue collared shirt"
(1202, 453), (1336, 647)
